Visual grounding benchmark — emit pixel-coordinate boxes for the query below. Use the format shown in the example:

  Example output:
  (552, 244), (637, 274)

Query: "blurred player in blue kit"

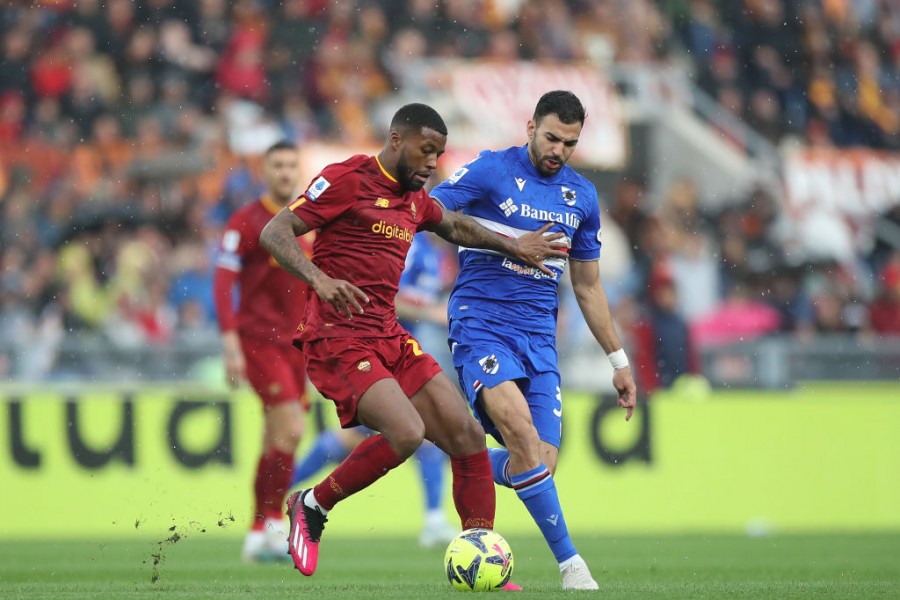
(430, 90), (638, 590)
(289, 232), (458, 549)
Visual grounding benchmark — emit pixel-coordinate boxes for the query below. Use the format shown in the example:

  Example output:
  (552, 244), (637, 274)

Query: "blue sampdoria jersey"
(430, 145), (602, 335)
(398, 233), (443, 331)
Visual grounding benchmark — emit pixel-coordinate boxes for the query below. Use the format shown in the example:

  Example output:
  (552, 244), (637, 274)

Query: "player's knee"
(459, 416), (488, 450)
(284, 420), (304, 446)
(384, 422), (426, 458)
(544, 457), (558, 475)
(436, 415), (486, 455)
(497, 413), (538, 446)
(266, 410), (304, 450)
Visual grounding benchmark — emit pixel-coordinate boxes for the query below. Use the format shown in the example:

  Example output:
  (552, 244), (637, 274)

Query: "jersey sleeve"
(215, 211), (251, 272)
(289, 167), (360, 230)
(213, 211), (248, 331)
(429, 151), (491, 211)
(569, 186), (602, 261)
(416, 195), (444, 231)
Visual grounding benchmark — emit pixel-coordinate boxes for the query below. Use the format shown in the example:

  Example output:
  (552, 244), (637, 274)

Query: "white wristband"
(608, 348), (629, 370)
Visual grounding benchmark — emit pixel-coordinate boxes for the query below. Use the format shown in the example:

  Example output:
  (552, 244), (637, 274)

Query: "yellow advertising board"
(1, 383), (898, 540)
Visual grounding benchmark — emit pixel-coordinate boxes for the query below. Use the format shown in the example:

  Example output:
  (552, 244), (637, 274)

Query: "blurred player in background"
(213, 141), (313, 562)
(289, 232), (457, 549)
(430, 90), (638, 590)
(260, 103), (565, 579)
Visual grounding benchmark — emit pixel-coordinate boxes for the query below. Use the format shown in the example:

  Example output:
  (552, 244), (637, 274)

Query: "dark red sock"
(450, 449), (496, 530)
(253, 448), (294, 524)
(312, 434), (404, 510)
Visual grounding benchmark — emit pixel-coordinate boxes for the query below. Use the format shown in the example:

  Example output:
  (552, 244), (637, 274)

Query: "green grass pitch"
(1, 533), (898, 599)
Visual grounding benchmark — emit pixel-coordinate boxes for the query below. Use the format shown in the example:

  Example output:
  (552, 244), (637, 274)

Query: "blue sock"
(290, 430), (350, 487)
(511, 463), (577, 563)
(415, 441), (446, 511)
(488, 447), (512, 488)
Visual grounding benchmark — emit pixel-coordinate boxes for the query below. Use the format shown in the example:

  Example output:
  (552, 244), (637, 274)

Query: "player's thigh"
(241, 339), (306, 407)
(304, 337), (395, 428)
(356, 378), (425, 455)
(479, 380), (537, 441)
(521, 369), (563, 449)
(263, 400), (306, 447)
(410, 370), (484, 454)
(449, 321), (529, 436)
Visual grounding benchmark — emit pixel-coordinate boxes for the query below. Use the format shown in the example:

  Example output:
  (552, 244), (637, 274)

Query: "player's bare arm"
(261, 208), (369, 319)
(569, 259), (637, 421)
(431, 207), (568, 276)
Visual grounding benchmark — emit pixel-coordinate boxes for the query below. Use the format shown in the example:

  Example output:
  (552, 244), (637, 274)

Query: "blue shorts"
(448, 317), (562, 448)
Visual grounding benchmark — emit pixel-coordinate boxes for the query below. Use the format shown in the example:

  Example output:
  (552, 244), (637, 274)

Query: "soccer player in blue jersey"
(430, 90), (638, 590)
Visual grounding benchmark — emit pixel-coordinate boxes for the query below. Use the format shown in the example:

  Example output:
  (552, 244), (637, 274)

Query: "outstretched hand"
(312, 274), (369, 319)
(613, 367), (637, 421)
(514, 222), (570, 276)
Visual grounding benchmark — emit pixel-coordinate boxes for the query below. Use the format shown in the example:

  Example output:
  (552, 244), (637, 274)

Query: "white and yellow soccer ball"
(444, 528), (514, 591)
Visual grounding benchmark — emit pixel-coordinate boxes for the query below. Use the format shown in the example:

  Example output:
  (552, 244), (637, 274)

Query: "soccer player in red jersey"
(213, 141), (314, 562)
(260, 103), (566, 579)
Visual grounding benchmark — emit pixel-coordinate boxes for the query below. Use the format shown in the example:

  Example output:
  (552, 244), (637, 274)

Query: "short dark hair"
(265, 140), (297, 155)
(390, 103), (448, 136)
(533, 90), (586, 126)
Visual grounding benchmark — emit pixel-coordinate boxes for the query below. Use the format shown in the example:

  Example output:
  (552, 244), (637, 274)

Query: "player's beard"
(396, 153), (424, 191)
(528, 142), (563, 177)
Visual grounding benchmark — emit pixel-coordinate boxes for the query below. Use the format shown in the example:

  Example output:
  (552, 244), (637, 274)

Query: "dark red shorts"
(301, 333), (441, 427)
(240, 337), (308, 408)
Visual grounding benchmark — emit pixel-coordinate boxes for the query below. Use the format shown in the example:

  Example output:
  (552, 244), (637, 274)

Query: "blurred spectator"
(169, 242), (216, 328)
(266, 0), (325, 100)
(869, 257), (900, 334)
(631, 264), (698, 392)
(691, 281), (781, 347)
(763, 265), (816, 337)
(609, 178), (650, 259)
(659, 179), (719, 323)
(216, 29), (269, 105)
(0, 26), (34, 96)
(0, 92), (25, 143)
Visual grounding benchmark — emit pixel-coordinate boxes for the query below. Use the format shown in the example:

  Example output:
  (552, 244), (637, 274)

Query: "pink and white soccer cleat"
(285, 490), (328, 576)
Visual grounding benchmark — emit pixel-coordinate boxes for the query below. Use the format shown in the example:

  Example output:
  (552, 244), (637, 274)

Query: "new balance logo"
(499, 198), (518, 217)
(515, 177), (526, 191)
(547, 514), (559, 527)
(374, 198), (390, 208)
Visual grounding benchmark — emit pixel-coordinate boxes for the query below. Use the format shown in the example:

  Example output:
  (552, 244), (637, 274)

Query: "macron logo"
(515, 177), (526, 191)
(499, 198), (518, 217)
(547, 514), (559, 527)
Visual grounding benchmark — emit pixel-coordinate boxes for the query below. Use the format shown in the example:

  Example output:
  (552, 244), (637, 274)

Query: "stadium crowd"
(0, 0), (898, 382)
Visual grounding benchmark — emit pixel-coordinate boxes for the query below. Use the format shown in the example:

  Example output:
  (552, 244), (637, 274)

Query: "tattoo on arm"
(260, 210), (323, 287)
(433, 210), (515, 254)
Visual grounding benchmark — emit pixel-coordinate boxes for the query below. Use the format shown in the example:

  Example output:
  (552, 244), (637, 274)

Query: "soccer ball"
(444, 528), (514, 591)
